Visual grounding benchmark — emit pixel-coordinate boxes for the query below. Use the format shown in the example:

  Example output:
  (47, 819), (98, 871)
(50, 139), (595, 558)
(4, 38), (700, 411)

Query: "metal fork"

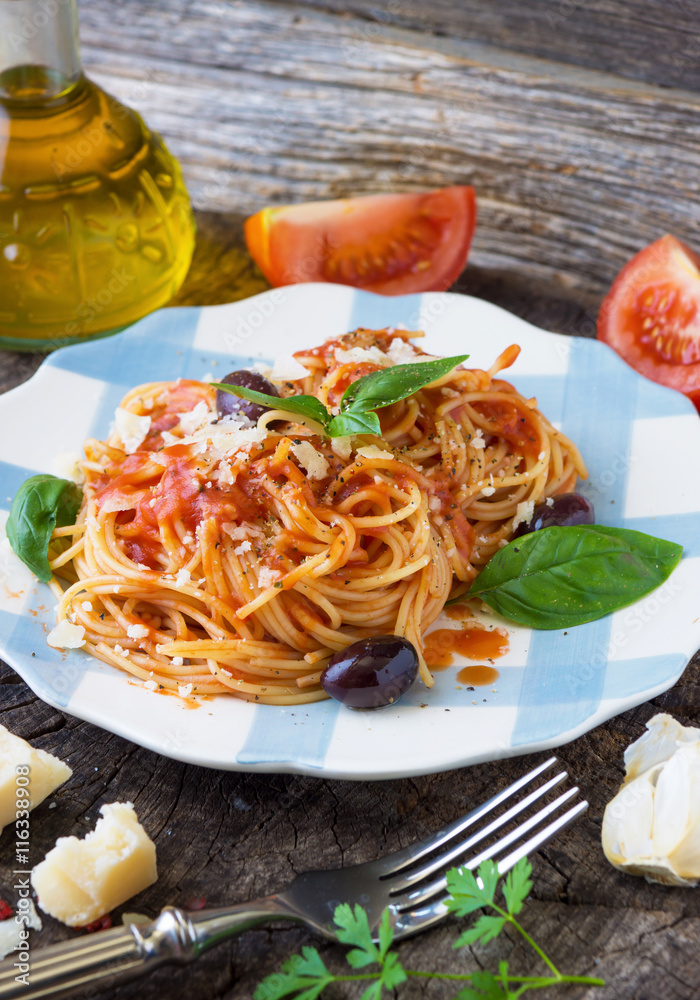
(0, 757), (586, 1000)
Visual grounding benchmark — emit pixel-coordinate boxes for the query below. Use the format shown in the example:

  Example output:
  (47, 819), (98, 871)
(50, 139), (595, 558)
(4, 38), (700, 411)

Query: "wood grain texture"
(75, 0), (700, 306)
(1, 652), (699, 1000)
(267, 0), (700, 94)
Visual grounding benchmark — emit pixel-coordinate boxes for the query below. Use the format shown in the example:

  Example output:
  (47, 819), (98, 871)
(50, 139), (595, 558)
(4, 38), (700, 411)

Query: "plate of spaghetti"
(1, 284), (699, 778)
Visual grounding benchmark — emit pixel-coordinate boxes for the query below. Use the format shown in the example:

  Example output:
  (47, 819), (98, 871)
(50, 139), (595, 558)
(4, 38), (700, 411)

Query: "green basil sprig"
(7, 475), (83, 583)
(468, 524), (682, 629)
(211, 354), (468, 439)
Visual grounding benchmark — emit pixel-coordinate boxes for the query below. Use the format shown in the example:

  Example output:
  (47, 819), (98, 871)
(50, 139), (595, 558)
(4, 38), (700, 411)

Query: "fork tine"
(375, 756), (559, 878)
(495, 798), (588, 875)
(391, 797), (588, 941)
(394, 787), (581, 908)
(386, 769), (568, 893)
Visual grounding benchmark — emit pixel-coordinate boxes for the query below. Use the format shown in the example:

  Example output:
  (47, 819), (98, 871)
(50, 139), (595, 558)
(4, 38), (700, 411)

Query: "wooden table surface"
(2, 2), (700, 998)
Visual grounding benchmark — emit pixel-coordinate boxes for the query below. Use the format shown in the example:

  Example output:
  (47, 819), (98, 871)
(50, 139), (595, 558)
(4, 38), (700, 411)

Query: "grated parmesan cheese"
(175, 568), (191, 588)
(216, 460), (235, 486)
(258, 566), (282, 589)
(334, 345), (389, 366)
(178, 401), (212, 436)
(143, 680), (158, 692)
(331, 436), (353, 462)
(385, 339), (419, 365)
(160, 430), (179, 448)
(127, 624), (149, 640)
(234, 540), (252, 555)
(271, 355), (310, 381)
(171, 656), (184, 666)
(291, 441), (329, 480)
(115, 408), (151, 455)
(471, 429), (485, 450)
(481, 486), (496, 497)
(356, 445), (393, 461)
(512, 500), (535, 532)
(545, 497), (554, 507)
(223, 523), (265, 542)
(47, 621), (85, 650)
(178, 684), (193, 698)
(52, 451), (84, 485)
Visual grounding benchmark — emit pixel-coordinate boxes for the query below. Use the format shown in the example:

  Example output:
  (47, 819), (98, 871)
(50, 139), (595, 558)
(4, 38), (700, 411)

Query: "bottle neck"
(0, 0), (83, 103)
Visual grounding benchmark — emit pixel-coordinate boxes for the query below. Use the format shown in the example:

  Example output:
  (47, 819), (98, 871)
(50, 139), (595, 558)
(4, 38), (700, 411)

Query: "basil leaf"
(339, 355), (469, 413)
(468, 524), (683, 629)
(328, 410), (382, 438)
(211, 384), (331, 429)
(7, 475), (83, 583)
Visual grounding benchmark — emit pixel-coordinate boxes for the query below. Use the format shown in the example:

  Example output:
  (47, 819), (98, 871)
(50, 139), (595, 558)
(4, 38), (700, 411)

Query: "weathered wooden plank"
(264, 0), (700, 95)
(76, 0), (700, 306)
(1, 654), (700, 1000)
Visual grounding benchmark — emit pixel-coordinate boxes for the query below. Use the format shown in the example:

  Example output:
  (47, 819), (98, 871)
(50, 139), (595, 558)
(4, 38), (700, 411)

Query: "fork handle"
(0, 897), (294, 1000)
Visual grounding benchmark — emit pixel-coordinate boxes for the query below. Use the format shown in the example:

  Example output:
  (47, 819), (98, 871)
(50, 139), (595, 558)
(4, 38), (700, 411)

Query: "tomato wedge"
(244, 187), (476, 295)
(597, 234), (700, 411)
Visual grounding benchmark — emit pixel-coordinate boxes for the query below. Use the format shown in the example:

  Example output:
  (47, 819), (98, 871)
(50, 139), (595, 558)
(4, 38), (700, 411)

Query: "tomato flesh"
(244, 187), (476, 295)
(597, 235), (700, 411)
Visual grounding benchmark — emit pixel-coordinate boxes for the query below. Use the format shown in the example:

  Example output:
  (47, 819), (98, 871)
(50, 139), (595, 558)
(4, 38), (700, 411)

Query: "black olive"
(321, 636), (419, 709)
(512, 492), (595, 538)
(215, 370), (279, 422)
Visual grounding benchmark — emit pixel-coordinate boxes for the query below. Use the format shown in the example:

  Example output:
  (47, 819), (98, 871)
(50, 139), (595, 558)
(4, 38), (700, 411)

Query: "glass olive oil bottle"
(0, 0), (196, 350)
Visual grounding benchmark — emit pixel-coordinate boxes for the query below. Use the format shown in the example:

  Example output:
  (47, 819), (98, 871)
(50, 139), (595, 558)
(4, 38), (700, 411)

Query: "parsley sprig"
(254, 859), (604, 1000)
(212, 354), (468, 439)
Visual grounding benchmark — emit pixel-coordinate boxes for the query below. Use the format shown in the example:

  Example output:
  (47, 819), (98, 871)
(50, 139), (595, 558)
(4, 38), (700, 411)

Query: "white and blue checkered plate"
(1, 285), (699, 778)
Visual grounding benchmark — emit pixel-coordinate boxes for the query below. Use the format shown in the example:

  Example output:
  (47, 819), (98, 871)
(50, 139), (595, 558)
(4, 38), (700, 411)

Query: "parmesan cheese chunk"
(334, 345), (389, 366)
(31, 802), (157, 927)
(52, 451), (84, 485)
(115, 408), (151, 454)
(291, 441), (330, 480)
(0, 725), (72, 834)
(331, 436), (353, 462)
(356, 445), (394, 461)
(47, 621), (85, 649)
(126, 624), (149, 640)
(271, 355), (310, 381)
(512, 500), (535, 532)
(178, 401), (212, 436)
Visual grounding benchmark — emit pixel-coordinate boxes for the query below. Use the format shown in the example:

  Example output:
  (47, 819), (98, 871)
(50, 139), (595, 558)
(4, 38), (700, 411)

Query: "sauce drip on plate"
(457, 665), (500, 687)
(424, 624), (509, 669)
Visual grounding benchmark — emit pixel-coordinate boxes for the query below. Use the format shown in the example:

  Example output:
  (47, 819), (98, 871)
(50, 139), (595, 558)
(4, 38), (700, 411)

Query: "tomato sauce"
(473, 396), (540, 457)
(457, 665), (500, 687)
(424, 624), (509, 669)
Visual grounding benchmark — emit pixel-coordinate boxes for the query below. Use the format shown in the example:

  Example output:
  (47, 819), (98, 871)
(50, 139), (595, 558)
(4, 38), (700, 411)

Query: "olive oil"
(0, 3), (195, 350)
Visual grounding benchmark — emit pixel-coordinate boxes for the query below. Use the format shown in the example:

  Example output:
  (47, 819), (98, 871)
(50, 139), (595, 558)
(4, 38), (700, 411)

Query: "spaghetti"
(47, 329), (587, 704)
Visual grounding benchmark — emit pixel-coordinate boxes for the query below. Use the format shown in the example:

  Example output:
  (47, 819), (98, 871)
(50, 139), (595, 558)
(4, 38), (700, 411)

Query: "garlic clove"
(602, 769), (655, 862)
(651, 749), (692, 858)
(612, 856), (696, 888)
(666, 744), (700, 882)
(624, 713), (700, 785)
(602, 714), (700, 886)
